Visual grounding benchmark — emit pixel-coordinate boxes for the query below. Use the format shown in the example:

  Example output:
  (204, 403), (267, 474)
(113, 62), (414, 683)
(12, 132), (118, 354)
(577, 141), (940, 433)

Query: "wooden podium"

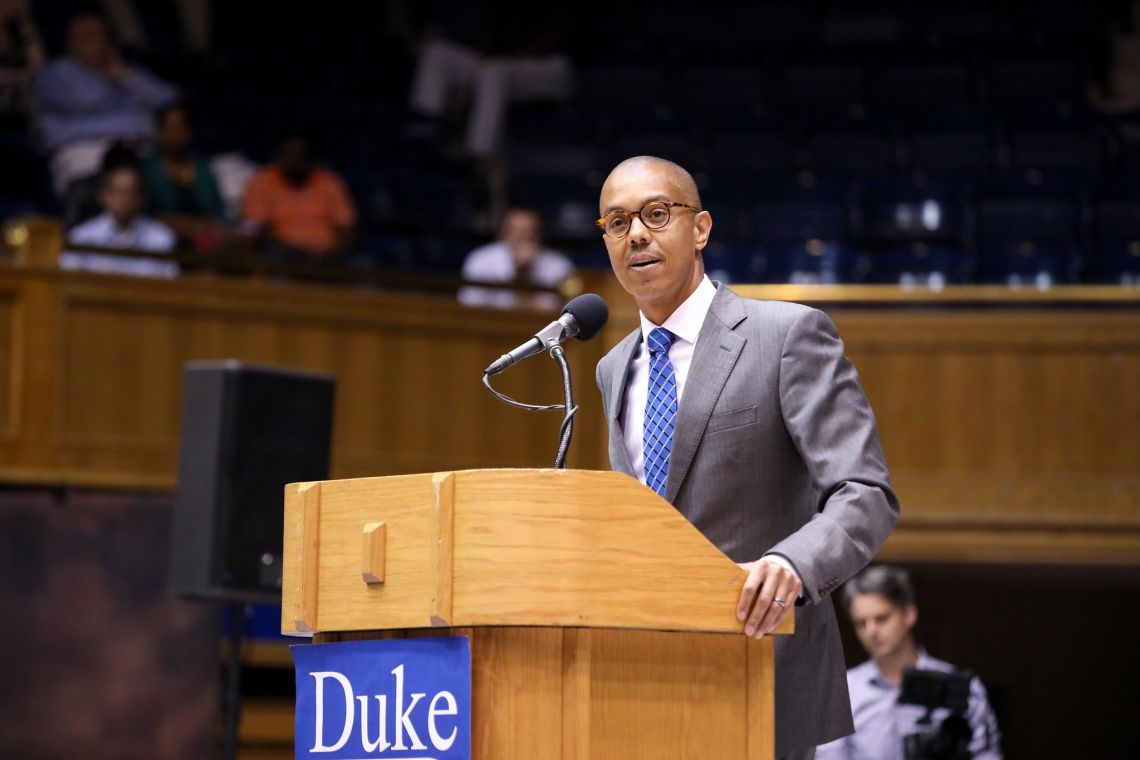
(281, 468), (793, 759)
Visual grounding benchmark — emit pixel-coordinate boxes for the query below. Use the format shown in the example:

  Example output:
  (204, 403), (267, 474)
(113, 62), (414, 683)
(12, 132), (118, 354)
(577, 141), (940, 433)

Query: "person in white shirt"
(459, 207), (574, 308)
(63, 163), (178, 279)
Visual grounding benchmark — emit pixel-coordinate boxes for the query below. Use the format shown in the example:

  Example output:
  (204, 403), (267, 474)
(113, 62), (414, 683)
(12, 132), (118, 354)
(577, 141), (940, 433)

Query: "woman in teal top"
(141, 104), (227, 244)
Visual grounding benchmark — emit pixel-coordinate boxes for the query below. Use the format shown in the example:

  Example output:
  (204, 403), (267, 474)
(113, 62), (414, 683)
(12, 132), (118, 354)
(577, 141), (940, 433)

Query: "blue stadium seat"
(729, 5), (816, 46)
(704, 133), (799, 176)
(859, 244), (967, 286)
(577, 65), (665, 111)
(819, 9), (902, 46)
(1009, 129), (1103, 176)
(355, 229), (420, 272)
(975, 195), (1082, 285)
(908, 7), (1008, 46)
(606, 132), (703, 172)
(874, 63), (978, 113)
(388, 168), (476, 229)
(987, 60), (1079, 116)
(702, 240), (765, 284)
(508, 143), (599, 178)
(804, 130), (899, 176)
(1089, 198), (1140, 284)
(855, 177), (972, 284)
(754, 192), (857, 283)
(907, 128), (996, 177)
(776, 64), (868, 119)
(417, 232), (485, 273)
(684, 66), (765, 110)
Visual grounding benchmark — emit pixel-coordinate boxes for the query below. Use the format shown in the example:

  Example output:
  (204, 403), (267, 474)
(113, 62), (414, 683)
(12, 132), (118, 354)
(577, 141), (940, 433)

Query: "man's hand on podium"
(736, 557), (803, 639)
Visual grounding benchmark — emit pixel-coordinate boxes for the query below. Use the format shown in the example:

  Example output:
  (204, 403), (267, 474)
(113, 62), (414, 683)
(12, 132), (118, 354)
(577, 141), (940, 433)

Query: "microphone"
(483, 293), (609, 376)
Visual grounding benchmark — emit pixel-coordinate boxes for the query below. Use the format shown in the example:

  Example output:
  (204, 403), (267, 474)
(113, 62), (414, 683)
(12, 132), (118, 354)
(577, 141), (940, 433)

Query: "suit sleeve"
(766, 308), (899, 605)
(595, 359), (610, 421)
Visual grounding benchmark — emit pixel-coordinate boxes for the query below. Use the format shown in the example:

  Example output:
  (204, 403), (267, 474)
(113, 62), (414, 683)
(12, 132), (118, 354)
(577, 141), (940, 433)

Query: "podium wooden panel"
(281, 469), (792, 759)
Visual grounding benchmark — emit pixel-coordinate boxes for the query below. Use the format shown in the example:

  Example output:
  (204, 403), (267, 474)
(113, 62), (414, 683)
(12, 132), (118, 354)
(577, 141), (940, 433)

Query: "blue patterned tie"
(643, 327), (678, 497)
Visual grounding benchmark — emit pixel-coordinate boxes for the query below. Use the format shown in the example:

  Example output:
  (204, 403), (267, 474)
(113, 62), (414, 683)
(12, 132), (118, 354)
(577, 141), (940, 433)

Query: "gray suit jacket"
(596, 284), (899, 755)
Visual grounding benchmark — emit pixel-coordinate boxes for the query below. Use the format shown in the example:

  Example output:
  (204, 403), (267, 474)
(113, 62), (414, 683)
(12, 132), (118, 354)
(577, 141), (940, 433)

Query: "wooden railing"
(0, 259), (1136, 565)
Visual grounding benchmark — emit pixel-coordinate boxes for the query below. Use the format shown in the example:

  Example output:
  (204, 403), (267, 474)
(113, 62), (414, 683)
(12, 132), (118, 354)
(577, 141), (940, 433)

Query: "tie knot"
(647, 327), (674, 355)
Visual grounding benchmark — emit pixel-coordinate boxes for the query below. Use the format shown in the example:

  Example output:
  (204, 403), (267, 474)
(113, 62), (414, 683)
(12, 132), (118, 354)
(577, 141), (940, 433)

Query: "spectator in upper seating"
(817, 565), (1002, 760)
(63, 161), (178, 279)
(141, 103), (231, 250)
(459, 206), (575, 308)
(240, 131), (356, 261)
(0, 0), (44, 129)
(61, 139), (137, 228)
(402, 3), (575, 157)
(34, 12), (178, 197)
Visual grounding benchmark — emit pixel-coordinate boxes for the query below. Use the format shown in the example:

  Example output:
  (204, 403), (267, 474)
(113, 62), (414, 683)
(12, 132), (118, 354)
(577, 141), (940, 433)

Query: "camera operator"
(817, 566), (1002, 760)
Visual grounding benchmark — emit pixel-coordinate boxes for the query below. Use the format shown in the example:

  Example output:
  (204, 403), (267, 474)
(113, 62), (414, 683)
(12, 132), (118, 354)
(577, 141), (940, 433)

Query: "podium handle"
(361, 522), (386, 584)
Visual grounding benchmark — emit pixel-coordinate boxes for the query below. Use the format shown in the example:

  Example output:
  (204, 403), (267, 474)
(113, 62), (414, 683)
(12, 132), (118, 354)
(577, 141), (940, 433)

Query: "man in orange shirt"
(241, 132), (356, 259)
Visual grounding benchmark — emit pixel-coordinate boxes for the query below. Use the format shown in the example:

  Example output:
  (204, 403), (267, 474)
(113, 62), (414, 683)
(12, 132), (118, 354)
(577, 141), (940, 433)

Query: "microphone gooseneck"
(480, 294), (610, 468)
(483, 293), (609, 376)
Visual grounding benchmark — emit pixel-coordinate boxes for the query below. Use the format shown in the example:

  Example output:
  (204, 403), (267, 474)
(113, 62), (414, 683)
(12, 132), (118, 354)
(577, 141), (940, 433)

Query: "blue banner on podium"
(292, 637), (471, 759)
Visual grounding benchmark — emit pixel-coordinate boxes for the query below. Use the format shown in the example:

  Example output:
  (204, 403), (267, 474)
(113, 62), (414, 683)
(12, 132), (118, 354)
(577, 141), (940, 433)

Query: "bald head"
(601, 156), (702, 212)
(598, 155), (712, 325)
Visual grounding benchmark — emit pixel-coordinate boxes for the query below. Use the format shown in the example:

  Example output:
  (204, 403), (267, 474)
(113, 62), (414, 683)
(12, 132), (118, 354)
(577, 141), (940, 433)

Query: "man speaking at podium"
(595, 157), (899, 760)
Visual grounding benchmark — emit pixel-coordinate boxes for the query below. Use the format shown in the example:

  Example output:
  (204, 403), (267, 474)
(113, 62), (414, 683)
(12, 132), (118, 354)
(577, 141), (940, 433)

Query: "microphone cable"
(481, 344), (578, 469)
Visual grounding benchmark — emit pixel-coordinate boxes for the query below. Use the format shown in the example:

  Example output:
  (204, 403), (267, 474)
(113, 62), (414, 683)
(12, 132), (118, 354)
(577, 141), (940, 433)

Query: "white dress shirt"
(621, 275), (717, 482)
(63, 213), (178, 279)
(621, 275), (801, 582)
(458, 241), (576, 309)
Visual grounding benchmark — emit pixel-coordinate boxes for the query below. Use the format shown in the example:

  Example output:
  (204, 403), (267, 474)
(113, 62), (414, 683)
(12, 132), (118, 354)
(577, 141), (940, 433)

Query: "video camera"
(898, 667), (974, 760)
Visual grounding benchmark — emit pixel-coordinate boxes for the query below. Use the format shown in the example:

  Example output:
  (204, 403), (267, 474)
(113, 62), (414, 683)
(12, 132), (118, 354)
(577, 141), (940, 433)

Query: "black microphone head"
(562, 293), (609, 341)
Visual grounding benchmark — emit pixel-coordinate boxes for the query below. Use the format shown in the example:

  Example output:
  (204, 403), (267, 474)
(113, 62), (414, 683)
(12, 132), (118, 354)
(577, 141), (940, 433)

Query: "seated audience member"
(141, 103), (230, 249)
(240, 132), (356, 261)
(61, 139), (136, 228)
(34, 12), (178, 196)
(460, 207), (574, 308)
(462, 207), (574, 284)
(63, 162), (177, 279)
(403, 5), (574, 157)
(817, 566), (1002, 760)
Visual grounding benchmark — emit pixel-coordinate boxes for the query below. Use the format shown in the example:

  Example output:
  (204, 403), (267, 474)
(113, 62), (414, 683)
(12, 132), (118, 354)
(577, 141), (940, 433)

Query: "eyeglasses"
(596, 200), (701, 239)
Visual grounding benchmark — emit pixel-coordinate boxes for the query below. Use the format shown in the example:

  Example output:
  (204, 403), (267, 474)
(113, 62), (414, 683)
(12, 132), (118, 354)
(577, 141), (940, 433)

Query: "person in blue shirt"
(818, 566), (1002, 760)
(34, 12), (177, 196)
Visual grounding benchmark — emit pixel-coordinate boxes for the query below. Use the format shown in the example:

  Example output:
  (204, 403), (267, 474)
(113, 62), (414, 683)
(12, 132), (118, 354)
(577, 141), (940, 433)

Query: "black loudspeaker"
(170, 361), (335, 603)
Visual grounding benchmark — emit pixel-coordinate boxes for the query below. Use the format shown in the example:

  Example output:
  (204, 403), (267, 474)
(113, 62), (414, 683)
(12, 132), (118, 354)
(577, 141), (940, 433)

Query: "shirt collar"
(638, 275), (716, 346)
(866, 648), (931, 689)
(96, 213), (138, 234)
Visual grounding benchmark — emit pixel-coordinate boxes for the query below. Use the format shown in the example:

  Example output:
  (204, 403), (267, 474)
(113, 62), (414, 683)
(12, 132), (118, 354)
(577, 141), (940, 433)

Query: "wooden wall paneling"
(0, 284), (24, 446)
(3, 275), (61, 478)
(0, 268), (1136, 565)
(826, 309), (1140, 565)
(40, 271), (611, 486)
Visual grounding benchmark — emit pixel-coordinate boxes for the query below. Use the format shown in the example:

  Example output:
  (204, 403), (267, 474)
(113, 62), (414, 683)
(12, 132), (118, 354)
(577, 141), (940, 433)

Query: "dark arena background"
(1, 1), (1138, 758)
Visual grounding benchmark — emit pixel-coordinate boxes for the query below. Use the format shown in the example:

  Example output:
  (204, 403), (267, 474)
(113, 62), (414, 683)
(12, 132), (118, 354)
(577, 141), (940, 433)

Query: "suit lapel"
(665, 285), (747, 503)
(607, 327), (642, 476)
